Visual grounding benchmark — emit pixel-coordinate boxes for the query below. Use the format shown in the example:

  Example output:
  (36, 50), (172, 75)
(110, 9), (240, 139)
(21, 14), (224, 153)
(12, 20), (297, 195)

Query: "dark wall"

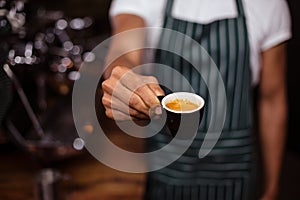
(29, 0), (112, 34)
(287, 0), (300, 152)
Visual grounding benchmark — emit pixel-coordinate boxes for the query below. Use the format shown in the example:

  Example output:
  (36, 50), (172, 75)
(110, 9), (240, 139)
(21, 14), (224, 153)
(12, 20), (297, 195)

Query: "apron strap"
(164, 0), (175, 17)
(235, 0), (246, 17)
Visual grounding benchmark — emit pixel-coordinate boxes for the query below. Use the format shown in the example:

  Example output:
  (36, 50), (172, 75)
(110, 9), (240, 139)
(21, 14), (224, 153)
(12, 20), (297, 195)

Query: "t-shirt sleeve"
(109, 0), (164, 26)
(260, 0), (292, 51)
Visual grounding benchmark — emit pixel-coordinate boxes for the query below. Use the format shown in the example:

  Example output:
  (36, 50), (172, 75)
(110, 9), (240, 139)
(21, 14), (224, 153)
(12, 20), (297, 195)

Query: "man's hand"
(102, 66), (165, 120)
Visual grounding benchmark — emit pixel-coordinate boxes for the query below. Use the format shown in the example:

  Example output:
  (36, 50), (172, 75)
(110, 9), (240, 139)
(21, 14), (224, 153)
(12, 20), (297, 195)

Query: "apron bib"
(145, 0), (256, 199)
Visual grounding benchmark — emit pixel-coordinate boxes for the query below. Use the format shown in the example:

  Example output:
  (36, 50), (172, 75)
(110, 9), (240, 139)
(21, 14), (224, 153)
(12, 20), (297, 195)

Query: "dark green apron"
(145, 0), (256, 199)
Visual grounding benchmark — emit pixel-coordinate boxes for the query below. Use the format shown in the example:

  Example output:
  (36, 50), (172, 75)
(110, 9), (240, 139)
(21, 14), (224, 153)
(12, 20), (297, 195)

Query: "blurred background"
(0, 0), (299, 199)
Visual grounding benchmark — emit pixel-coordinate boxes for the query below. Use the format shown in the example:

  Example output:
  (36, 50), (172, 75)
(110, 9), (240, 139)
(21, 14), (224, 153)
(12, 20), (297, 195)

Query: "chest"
(170, 0), (238, 24)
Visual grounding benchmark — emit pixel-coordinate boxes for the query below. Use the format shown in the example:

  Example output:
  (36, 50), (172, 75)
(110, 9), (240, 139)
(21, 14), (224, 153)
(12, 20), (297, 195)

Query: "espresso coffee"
(161, 92), (205, 138)
(165, 98), (199, 111)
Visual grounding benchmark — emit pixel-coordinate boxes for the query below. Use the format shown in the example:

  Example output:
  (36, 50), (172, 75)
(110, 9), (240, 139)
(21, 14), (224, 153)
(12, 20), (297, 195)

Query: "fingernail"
(149, 105), (162, 118)
(154, 106), (162, 115)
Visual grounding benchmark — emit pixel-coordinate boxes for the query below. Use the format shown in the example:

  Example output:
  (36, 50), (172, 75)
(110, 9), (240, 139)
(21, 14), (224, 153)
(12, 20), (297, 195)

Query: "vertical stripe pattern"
(145, 0), (256, 199)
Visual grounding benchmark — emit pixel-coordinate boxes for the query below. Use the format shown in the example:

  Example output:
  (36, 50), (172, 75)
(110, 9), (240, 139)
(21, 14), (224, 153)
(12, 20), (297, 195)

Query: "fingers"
(142, 75), (165, 97)
(102, 92), (149, 120)
(104, 108), (137, 121)
(102, 76), (150, 116)
(119, 71), (164, 107)
(102, 66), (164, 120)
(104, 108), (149, 121)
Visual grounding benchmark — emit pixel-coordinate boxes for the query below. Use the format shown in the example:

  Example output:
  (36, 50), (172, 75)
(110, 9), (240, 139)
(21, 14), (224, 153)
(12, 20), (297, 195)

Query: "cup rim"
(161, 92), (205, 114)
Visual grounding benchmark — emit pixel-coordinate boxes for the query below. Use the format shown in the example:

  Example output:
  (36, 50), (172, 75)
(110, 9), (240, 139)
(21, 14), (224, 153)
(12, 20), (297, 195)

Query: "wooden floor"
(1, 120), (300, 200)
(0, 149), (145, 200)
(0, 116), (147, 200)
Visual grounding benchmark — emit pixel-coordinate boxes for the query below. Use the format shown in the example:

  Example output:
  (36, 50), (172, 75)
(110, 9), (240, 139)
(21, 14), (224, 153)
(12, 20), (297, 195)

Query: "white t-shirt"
(110, 0), (291, 85)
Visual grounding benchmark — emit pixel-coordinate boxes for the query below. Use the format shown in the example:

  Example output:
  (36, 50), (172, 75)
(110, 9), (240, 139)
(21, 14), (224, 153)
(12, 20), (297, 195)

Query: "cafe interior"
(0, 0), (299, 199)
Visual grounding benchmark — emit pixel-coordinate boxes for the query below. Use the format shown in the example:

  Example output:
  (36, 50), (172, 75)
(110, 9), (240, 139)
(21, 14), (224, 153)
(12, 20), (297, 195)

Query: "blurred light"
(63, 41), (73, 51)
(68, 71), (80, 81)
(0, 19), (7, 27)
(59, 84), (69, 95)
(46, 33), (55, 43)
(8, 50), (15, 60)
(83, 124), (94, 134)
(83, 17), (93, 28)
(25, 42), (33, 57)
(57, 64), (67, 73)
(61, 57), (73, 68)
(15, 1), (24, 11)
(73, 56), (82, 65)
(71, 45), (81, 55)
(73, 138), (85, 150)
(56, 19), (68, 30)
(34, 40), (43, 49)
(31, 56), (37, 64)
(0, 0), (6, 7)
(83, 52), (95, 62)
(25, 57), (32, 64)
(70, 18), (85, 30)
(14, 56), (22, 64)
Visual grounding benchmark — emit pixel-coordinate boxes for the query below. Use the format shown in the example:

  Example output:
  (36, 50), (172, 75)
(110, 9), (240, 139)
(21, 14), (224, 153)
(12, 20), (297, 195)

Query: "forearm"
(101, 14), (164, 120)
(103, 14), (146, 79)
(103, 51), (142, 79)
(259, 87), (287, 196)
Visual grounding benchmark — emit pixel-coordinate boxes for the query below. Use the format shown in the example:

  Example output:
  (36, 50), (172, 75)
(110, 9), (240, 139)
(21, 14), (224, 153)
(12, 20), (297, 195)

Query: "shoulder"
(244, 0), (290, 21)
(244, 0), (291, 51)
(109, 0), (166, 26)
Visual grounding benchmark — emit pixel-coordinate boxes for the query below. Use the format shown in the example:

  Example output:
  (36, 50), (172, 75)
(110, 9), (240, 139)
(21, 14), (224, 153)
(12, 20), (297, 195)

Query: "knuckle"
(129, 97), (146, 112)
(102, 79), (116, 94)
(114, 66), (123, 71)
(129, 96), (139, 107)
(101, 80), (110, 90)
(112, 66), (126, 76)
(105, 110), (112, 118)
(135, 85), (145, 94)
(102, 97), (110, 107)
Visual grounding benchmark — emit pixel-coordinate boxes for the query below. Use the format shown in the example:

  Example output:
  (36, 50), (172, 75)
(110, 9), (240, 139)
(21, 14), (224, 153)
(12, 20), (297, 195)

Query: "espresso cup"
(159, 92), (205, 139)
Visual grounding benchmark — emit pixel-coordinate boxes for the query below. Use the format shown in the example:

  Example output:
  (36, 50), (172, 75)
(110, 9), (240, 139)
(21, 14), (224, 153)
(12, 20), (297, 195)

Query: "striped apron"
(145, 0), (257, 199)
